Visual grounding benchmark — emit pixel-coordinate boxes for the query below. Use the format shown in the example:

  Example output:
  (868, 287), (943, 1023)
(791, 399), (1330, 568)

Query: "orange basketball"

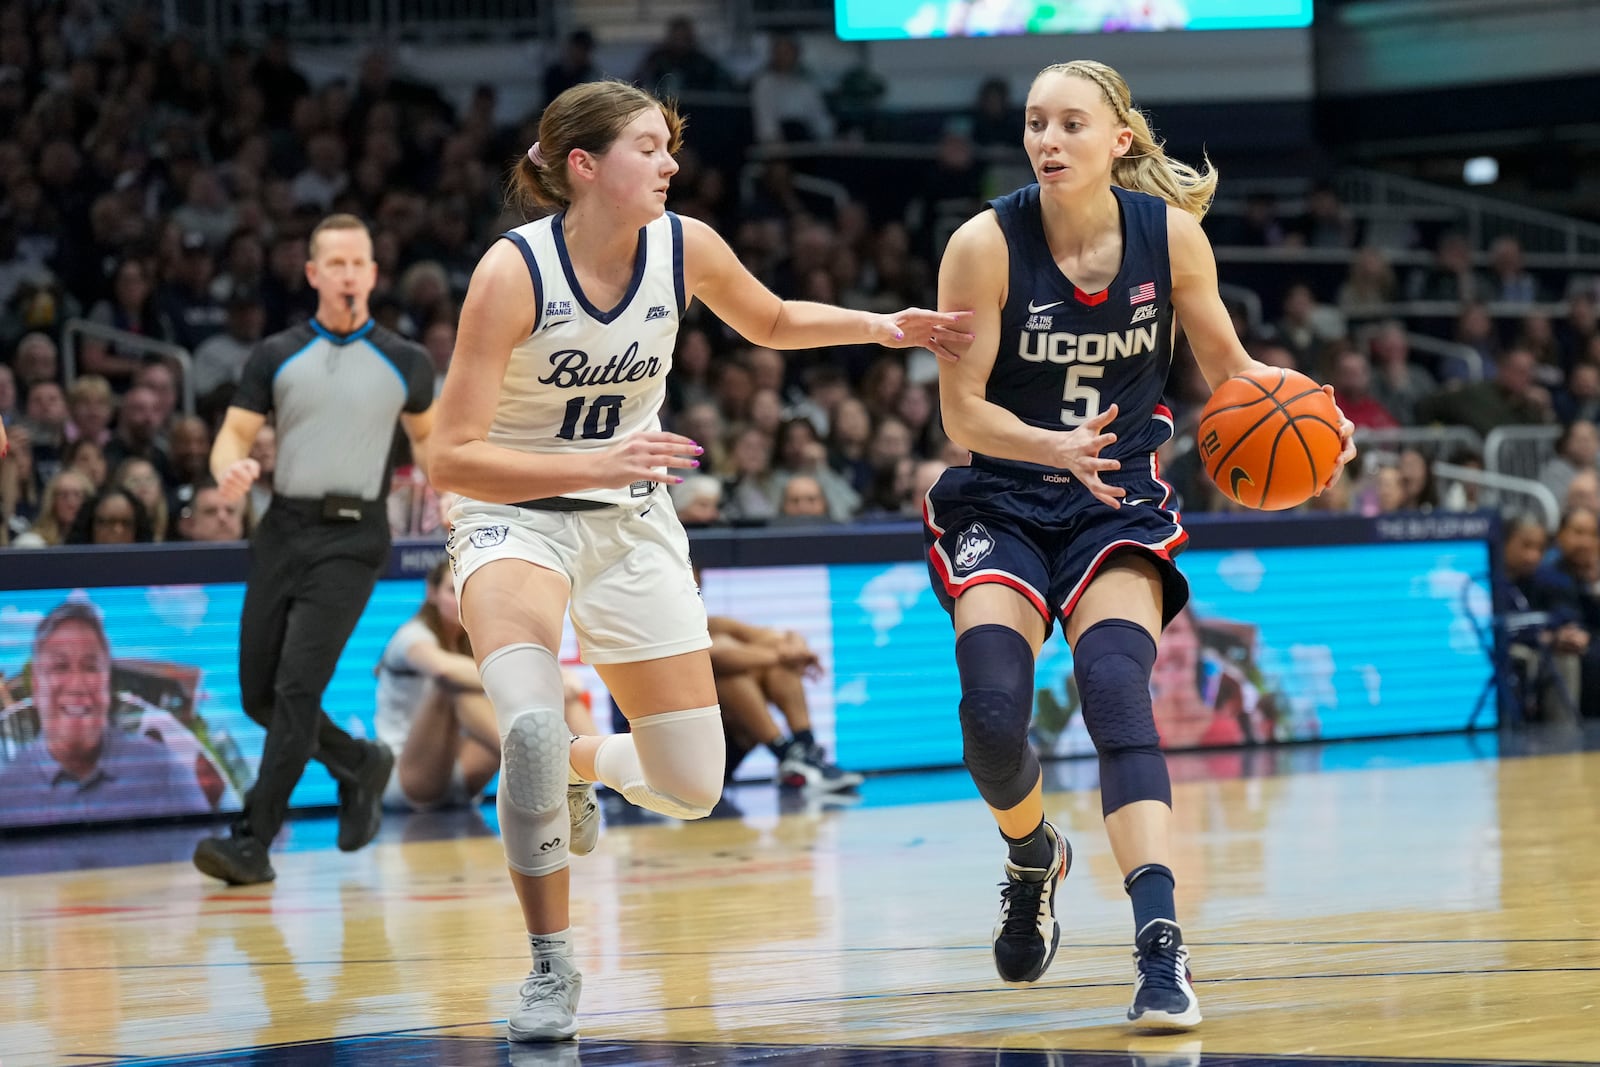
(1197, 367), (1343, 511)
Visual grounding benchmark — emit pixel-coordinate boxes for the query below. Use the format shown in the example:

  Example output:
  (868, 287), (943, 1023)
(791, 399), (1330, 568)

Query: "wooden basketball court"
(4, 730), (1597, 1067)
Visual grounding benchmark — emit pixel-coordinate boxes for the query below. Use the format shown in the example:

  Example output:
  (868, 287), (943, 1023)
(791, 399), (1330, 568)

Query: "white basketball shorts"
(445, 495), (710, 665)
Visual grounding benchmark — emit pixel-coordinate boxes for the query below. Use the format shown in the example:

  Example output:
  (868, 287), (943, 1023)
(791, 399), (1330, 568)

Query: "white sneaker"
(508, 956), (582, 1043)
(1127, 918), (1202, 1031)
(567, 784), (599, 856)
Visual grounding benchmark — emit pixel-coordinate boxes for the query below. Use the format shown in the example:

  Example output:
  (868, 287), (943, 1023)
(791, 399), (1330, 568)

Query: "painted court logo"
(953, 522), (995, 573)
(470, 525), (509, 549)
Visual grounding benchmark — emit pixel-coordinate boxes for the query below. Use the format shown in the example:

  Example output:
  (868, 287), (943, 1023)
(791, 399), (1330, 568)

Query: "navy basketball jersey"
(984, 184), (1175, 463)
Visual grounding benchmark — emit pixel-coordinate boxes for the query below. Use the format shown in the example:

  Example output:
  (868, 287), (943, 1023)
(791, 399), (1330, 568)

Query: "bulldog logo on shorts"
(953, 522), (995, 573)
(470, 525), (509, 549)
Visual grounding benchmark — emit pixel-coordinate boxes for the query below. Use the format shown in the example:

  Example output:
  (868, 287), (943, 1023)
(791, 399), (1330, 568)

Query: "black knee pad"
(956, 624), (1040, 811)
(1073, 619), (1171, 816)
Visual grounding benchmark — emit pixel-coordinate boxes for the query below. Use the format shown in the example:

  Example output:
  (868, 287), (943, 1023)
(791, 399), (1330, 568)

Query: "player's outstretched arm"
(680, 214), (971, 353)
(430, 242), (699, 502)
(1170, 207), (1355, 489)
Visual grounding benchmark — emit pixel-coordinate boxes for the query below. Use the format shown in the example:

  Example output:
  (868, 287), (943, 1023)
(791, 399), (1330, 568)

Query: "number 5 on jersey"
(557, 394), (625, 440)
(1061, 365), (1103, 424)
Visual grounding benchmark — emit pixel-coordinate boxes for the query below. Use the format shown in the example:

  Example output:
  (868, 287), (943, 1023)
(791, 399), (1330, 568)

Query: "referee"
(193, 213), (435, 886)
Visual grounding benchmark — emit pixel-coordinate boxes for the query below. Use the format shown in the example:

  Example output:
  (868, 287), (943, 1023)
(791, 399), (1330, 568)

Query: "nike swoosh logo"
(1124, 498), (1152, 508)
(1229, 467), (1254, 499)
(542, 318), (573, 331)
(1027, 299), (1064, 313)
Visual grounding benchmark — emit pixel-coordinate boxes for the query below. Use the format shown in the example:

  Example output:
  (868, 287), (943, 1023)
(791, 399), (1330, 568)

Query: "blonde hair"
(1035, 60), (1217, 220)
(31, 469), (95, 546)
(509, 80), (685, 218)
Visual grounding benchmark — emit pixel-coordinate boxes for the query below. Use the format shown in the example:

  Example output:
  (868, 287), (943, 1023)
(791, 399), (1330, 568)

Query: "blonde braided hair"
(1035, 60), (1217, 220)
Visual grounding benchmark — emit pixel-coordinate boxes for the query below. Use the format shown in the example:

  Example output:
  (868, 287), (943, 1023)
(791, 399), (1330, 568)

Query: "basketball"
(1197, 367), (1343, 511)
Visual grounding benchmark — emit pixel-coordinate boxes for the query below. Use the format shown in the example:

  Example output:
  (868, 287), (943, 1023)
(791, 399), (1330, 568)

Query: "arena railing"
(1484, 425), (1563, 482)
(1432, 461), (1560, 531)
(61, 319), (197, 417)
(1355, 425), (1485, 464)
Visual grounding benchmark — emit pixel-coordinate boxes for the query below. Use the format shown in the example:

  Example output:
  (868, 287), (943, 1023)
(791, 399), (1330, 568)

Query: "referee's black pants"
(237, 496), (389, 843)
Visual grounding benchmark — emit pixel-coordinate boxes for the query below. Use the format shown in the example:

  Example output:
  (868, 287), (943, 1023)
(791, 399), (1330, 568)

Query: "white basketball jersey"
(491, 210), (685, 507)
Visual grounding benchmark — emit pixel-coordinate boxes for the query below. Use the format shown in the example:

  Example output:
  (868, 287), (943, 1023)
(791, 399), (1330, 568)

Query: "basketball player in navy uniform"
(924, 61), (1354, 1029)
(428, 80), (968, 1043)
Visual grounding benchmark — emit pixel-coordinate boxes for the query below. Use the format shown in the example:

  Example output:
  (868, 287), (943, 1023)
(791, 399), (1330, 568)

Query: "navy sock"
(1001, 818), (1055, 870)
(792, 728), (815, 748)
(1125, 863), (1176, 937)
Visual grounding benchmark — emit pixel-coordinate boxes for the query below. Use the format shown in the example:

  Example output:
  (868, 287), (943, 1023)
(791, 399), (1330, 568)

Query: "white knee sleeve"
(481, 643), (570, 876)
(593, 705), (725, 820)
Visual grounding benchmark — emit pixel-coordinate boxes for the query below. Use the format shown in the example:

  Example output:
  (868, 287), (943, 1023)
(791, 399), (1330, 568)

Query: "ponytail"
(1037, 60), (1217, 221)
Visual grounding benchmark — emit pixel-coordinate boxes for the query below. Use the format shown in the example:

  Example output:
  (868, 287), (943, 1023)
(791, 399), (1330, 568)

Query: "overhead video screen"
(836, 0), (1313, 40)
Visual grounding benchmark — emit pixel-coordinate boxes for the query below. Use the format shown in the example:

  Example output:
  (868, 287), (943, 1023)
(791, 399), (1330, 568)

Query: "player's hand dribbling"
(1047, 404), (1125, 508)
(218, 458), (261, 503)
(1317, 385), (1359, 495)
(595, 431), (702, 489)
(875, 308), (974, 361)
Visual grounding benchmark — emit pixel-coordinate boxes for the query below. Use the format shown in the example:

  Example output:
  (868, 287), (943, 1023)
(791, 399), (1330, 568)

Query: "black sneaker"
(778, 740), (864, 792)
(193, 832), (276, 886)
(1127, 918), (1202, 1030)
(337, 741), (394, 852)
(991, 820), (1070, 983)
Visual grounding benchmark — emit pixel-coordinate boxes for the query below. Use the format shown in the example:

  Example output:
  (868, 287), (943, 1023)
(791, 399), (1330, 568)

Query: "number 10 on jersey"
(557, 394), (624, 440)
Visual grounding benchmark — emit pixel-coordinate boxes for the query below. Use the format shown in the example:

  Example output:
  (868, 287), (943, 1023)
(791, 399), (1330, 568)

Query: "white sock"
(529, 928), (575, 973)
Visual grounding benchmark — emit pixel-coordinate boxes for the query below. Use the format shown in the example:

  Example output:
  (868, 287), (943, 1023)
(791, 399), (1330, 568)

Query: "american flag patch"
(1129, 282), (1156, 305)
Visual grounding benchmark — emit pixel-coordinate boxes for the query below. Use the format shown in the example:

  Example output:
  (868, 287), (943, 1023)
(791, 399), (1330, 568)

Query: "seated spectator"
(134, 359), (181, 438)
(722, 426), (781, 523)
(1416, 348), (1551, 437)
(165, 415), (213, 500)
(1486, 235), (1541, 304)
(1453, 301), (1500, 370)
(65, 486), (153, 545)
(1396, 448), (1440, 511)
(1290, 183), (1360, 249)
(1538, 420), (1599, 506)
(62, 436), (108, 493)
(1516, 313), (1564, 378)
(773, 417), (858, 520)
(542, 28), (599, 107)
(1566, 469), (1600, 517)
(1328, 347), (1399, 430)
(192, 284), (265, 406)
(777, 473), (831, 522)
(65, 375), (114, 447)
(111, 457), (169, 542)
(1367, 320), (1436, 425)
(10, 468), (93, 548)
(1554, 363), (1600, 426)
(1529, 506), (1600, 718)
(1337, 246), (1397, 311)
(1497, 514), (1578, 724)
(81, 258), (175, 384)
(1406, 230), (1486, 303)
(701, 586), (860, 792)
(670, 474), (724, 526)
(632, 17), (734, 96)
(1272, 282), (1344, 369)
(103, 385), (174, 486)
(12, 332), (60, 392)
(970, 76), (1017, 147)
(175, 480), (247, 542)
(23, 378), (68, 481)
(749, 34), (834, 144)
(0, 422), (37, 541)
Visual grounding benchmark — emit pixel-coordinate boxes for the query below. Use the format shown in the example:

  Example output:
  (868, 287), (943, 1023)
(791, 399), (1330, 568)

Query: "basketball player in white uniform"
(428, 79), (971, 1044)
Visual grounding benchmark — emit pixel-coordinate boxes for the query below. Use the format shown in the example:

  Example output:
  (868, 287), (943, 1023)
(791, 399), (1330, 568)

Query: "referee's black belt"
(513, 496), (615, 512)
(271, 493), (383, 522)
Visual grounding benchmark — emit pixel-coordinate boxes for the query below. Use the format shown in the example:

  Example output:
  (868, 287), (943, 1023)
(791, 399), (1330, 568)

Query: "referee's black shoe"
(193, 828), (276, 886)
(337, 740), (395, 852)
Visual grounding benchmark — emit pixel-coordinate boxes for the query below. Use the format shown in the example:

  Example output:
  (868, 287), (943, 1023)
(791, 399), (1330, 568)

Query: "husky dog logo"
(470, 525), (509, 549)
(954, 522), (995, 573)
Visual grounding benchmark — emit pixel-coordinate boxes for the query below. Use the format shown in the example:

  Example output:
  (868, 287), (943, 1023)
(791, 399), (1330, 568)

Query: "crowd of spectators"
(3, 6), (1600, 553)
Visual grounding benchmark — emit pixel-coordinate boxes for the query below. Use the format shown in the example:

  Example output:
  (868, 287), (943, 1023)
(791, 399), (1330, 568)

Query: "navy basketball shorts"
(923, 453), (1191, 637)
